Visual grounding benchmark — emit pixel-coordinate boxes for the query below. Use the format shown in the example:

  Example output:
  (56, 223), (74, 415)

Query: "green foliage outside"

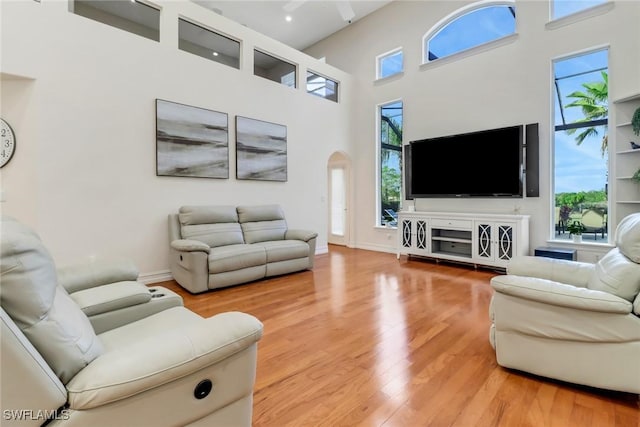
(555, 190), (607, 219)
(564, 71), (608, 157)
(382, 165), (401, 207)
(381, 113), (403, 224)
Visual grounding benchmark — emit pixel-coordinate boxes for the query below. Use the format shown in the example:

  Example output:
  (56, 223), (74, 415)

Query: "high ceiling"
(191, 1), (394, 51)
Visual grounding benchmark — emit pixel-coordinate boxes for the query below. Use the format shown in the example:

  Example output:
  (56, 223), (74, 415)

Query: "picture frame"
(156, 99), (229, 179)
(236, 116), (287, 182)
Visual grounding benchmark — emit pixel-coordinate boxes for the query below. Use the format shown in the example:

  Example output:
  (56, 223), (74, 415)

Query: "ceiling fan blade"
(283, 0), (307, 13)
(336, 1), (355, 22)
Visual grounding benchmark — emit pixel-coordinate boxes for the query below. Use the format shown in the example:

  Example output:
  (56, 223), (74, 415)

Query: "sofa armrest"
(285, 229), (318, 242)
(506, 255), (594, 288)
(171, 239), (211, 254)
(66, 311), (263, 409)
(491, 275), (632, 314)
(57, 258), (139, 294)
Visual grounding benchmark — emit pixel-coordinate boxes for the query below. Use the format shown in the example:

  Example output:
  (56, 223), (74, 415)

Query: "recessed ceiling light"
(212, 52), (219, 57)
(285, 15), (292, 22)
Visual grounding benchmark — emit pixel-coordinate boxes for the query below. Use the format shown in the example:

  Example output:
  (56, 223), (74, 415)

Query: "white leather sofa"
(1, 216), (264, 426)
(169, 204), (318, 293)
(489, 213), (640, 394)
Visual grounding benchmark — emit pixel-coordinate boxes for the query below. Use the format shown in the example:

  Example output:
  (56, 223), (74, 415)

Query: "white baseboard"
(354, 243), (398, 254)
(138, 270), (172, 285)
(315, 244), (329, 255)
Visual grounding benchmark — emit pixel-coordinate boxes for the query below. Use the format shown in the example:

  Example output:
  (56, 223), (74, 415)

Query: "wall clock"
(0, 118), (16, 168)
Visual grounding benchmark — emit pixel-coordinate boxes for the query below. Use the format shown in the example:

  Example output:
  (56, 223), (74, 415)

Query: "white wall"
(305, 0), (640, 261)
(0, 1), (353, 281)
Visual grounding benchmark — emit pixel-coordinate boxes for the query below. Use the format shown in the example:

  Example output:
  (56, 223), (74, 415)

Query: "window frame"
(421, 0), (516, 65)
(550, 0), (608, 21)
(551, 46), (610, 244)
(306, 70), (339, 103)
(178, 17), (242, 69)
(376, 47), (404, 80)
(376, 99), (403, 228)
(70, 0), (161, 42)
(253, 48), (298, 89)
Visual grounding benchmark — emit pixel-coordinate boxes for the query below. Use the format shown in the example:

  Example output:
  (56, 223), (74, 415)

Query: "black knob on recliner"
(194, 379), (213, 399)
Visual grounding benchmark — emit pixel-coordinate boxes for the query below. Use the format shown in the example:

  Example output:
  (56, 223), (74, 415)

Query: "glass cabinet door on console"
(400, 217), (429, 254)
(474, 222), (515, 265)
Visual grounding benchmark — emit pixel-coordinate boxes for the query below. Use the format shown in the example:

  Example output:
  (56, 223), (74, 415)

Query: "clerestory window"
(71, 0), (160, 42)
(423, 1), (516, 63)
(377, 48), (403, 80)
(551, 0), (607, 20)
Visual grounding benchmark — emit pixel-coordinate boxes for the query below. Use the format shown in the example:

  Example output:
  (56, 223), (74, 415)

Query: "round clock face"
(0, 118), (16, 168)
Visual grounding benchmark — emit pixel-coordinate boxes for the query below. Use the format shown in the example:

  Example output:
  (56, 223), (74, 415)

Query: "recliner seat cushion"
(253, 240), (309, 263)
(587, 248), (640, 302)
(179, 206), (244, 248)
(208, 244), (267, 274)
(0, 216), (103, 384)
(237, 205), (287, 244)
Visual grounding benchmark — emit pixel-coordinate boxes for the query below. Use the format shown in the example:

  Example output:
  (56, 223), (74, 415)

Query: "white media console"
(397, 211), (530, 270)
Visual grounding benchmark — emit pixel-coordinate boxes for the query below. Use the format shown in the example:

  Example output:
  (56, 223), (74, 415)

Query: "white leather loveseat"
(489, 213), (640, 393)
(169, 204), (318, 293)
(1, 216), (264, 426)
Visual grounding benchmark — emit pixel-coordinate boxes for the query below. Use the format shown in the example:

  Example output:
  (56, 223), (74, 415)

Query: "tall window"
(551, 0), (607, 20)
(379, 101), (403, 227)
(423, 2), (516, 63)
(553, 49), (609, 242)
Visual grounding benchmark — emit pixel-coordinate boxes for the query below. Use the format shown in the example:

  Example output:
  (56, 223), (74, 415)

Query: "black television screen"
(407, 125), (523, 198)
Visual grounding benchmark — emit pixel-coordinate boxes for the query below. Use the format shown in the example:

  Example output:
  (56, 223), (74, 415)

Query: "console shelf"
(398, 211), (530, 270)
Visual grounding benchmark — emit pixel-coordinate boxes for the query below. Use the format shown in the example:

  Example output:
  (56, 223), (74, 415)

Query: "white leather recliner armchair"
(1, 216), (264, 426)
(489, 213), (640, 394)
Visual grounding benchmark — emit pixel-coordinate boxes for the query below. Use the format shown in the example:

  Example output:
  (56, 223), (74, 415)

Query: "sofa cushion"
(179, 205), (238, 225)
(616, 212), (640, 263)
(181, 223), (244, 248)
(208, 244), (267, 274)
(587, 248), (640, 302)
(237, 205), (287, 244)
(253, 240), (310, 263)
(179, 205), (244, 248)
(0, 216), (103, 384)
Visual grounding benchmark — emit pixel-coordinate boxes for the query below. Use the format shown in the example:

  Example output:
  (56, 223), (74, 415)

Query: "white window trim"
(421, 0), (516, 65)
(376, 98), (403, 229)
(306, 69), (340, 102)
(546, 1), (614, 31)
(375, 47), (403, 81)
(549, 45), (611, 244)
(254, 48), (298, 88)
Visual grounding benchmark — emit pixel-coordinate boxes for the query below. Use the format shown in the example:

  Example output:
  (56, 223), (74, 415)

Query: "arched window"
(423, 1), (516, 63)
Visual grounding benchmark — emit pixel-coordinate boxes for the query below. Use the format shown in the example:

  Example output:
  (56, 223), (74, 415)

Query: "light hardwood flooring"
(158, 245), (640, 426)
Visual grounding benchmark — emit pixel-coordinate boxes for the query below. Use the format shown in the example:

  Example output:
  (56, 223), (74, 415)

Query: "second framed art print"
(236, 116), (287, 182)
(156, 99), (229, 179)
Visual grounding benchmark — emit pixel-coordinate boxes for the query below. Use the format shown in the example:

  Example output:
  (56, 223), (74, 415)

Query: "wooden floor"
(159, 245), (640, 426)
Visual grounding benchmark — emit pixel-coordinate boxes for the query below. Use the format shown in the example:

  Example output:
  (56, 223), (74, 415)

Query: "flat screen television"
(406, 125), (523, 198)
